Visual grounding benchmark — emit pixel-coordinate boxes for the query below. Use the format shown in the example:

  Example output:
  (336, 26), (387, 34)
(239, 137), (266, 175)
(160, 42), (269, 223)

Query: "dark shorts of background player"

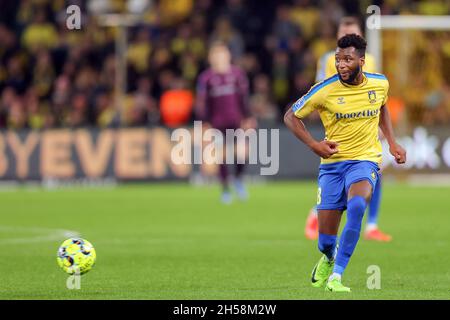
(212, 124), (244, 147)
(316, 160), (380, 211)
(213, 124), (241, 135)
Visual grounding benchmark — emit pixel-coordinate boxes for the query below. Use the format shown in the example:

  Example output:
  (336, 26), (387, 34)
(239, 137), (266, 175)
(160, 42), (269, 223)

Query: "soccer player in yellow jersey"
(284, 34), (406, 292)
(305, 17), (392, 243)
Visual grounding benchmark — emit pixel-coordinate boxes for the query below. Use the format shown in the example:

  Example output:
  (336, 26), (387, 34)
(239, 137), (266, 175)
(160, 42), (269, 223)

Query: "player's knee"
(318, 233), (337, 253)
(347, 195), (367, 225)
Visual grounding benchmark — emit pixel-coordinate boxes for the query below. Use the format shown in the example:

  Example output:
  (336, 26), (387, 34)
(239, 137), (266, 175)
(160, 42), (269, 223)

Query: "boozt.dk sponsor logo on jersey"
(335, 109), (379, 120)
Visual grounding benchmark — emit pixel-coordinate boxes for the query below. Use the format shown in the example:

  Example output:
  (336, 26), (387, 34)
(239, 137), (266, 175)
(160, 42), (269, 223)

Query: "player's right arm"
(284, 86), (339, 159)
(284, 108), (338, 159)
(379, 104), (406, 164)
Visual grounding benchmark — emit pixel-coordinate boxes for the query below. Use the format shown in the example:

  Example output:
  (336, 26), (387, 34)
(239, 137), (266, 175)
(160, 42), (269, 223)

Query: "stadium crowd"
(0, 0), (449, 130)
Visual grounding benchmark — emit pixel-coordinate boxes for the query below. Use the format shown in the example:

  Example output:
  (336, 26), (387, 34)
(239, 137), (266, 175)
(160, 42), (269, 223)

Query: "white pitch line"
(0, 226), (80, 244)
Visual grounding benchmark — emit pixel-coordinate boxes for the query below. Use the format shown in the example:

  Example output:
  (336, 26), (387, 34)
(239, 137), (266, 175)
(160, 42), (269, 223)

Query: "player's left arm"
(379, 104), (406, 164)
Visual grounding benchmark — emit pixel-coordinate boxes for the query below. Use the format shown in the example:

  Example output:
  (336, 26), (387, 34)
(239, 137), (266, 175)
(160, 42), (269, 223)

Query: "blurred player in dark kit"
(196, 41), (256, 204)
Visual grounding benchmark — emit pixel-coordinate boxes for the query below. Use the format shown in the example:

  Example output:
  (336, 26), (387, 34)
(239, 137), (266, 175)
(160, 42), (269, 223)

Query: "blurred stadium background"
(0, 0), (449, 182)
(0, 0), (449, 299)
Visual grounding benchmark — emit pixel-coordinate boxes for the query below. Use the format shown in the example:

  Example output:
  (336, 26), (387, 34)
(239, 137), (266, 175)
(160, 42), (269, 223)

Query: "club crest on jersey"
(368, 90), (377, 104)
(371, 171), (377, 180)
(337, 97), (345, 104)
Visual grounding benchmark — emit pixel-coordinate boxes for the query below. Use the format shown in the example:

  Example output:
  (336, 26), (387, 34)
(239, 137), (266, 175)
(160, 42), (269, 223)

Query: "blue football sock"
(318, 233), (337, 261)
(367, 176), (382, 226)
(334, 195), (367, 275)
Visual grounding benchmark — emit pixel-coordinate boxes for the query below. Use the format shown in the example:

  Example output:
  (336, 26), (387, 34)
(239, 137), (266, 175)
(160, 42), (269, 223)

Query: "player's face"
(209, 46), (231, 73)
(335, 47), (365, 84)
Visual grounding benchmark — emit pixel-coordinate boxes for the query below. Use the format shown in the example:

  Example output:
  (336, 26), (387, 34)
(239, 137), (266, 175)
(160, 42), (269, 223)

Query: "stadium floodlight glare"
(127, 0), (150, 14)
(366, 15), (450, 72)
(87, 0), (111, 14)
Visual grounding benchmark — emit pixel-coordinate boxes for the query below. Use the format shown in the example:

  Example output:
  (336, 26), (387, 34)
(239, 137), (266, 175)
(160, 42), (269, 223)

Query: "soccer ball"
(56, 238), (96, 275)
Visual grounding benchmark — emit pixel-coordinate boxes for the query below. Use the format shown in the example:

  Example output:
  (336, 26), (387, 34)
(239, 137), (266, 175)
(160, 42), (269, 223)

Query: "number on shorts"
(317, 187), (322, 205)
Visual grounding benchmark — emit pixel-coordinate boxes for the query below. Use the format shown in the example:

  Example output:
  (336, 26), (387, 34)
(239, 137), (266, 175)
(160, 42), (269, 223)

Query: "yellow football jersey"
(316, 51), (377, 82)
(292, 72), (389, 165)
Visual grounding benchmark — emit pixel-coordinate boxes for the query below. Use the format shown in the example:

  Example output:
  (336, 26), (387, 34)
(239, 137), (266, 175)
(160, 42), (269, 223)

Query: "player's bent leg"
(314, 163), (346, 288)
(311, 209), (342, 288)
(334, 195), (366, 272)
(327, 180), (372, 292)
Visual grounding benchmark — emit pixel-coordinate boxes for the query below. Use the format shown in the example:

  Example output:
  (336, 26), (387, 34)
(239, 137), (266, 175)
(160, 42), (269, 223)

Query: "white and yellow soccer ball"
(56, 238), (96, 275)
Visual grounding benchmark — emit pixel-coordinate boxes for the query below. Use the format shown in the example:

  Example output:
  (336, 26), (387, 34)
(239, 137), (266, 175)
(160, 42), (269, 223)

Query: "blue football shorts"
(316, 160), (380, 211)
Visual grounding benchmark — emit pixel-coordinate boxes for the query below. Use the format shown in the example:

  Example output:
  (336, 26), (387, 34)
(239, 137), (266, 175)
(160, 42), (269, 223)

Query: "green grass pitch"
(0, 181), (449, 299)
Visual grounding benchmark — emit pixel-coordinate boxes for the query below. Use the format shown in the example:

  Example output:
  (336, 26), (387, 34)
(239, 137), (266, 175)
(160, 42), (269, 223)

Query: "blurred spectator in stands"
(0, 87), (17, 127)
(171, 22), (206, 85)
(150, 44), (174, 76)
(127, 27), (152, 76)
(218, 0), (248, 34)
(171, 22), (205, 59)
(288, 34), (313, 80)
(8, 97), (27, 129)
(190, 12), (208, 41)
(67, 92), (89, 128)
(415, 0), (449, 15)
(178, 52), (200, 86)
(158, 0), (194, 27)
(24, 87), (46, 129)
(290, 0), (320, 41)
(16, 0), (37, 28)
(209, 16), (244, 60)
(95, 91), (118, 128)
(32, 50), (55, 99)
(126, 77), (159, 127)
(51, 75), (71, 126)
(99, 54), (116, 92)
(154, 69), (175, 100)
(310, 20), (336, 63)
(249, 73), (278, 123)
(0, 0), (446, 131)
(0, 24), (19, 70)
(271, 50), (290, 108)
(74, 66), (97, 96)
(320, 0), (345, 27)
(237, 52), (261, 90)
(266, 5), (302, 52)
(4, 54), (28, 94)
(21, 8), (58, 53)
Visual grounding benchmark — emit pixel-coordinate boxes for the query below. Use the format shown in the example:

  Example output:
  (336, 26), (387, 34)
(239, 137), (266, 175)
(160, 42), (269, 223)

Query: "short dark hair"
(337, 34), (367, 57)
